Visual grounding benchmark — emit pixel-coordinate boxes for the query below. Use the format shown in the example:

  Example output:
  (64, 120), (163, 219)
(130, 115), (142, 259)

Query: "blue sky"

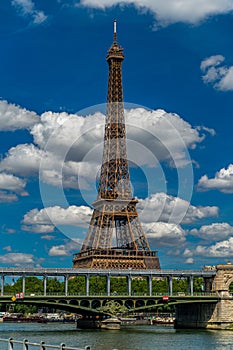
(1, 0), (233, 269)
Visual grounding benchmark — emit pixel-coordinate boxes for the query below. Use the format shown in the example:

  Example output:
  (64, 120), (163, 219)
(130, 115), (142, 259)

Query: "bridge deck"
(0, 267), (216, 278)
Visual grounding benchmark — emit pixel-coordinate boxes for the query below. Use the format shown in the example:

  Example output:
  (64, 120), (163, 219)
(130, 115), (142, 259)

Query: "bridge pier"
(175, 263), (233, 329)
(1, 275), (4, 296)
(168, 276), (173, 296)
(107, 274), (111, 296)
(127, 275), (132, 296)
(64, 275), (68, 296)
(86, 275), (90, 296)
(147, 276), (152, 296)
(22, 275), (25, 295)
(43, 275), (47, 296)
(189, 276), (193, 296)
(175, 302), (217, 329)
(175, 298), (233, 330)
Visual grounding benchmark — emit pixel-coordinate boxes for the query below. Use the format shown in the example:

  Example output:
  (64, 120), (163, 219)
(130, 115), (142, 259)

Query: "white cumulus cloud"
(0, 107), (213, 191)
(190, 223), (233, 241)
(201, 55), (233, 91)
(143, 221), (186, 247)
(0, 173), (27, 194)
(185, 257), (194, 264)
(31, 108), (205, 168)
(125, 108), (210, 168)
(197, 164), (233, 193)
(49, 240), (80, 257)
(0, 100), (39, 131)
(0, 173), (28, 202)
(12, 0), (47, 24)
(0, 191), (18, 203)
(0, 144), (44, 177)
(195, 237), (233, 258)
(0, 253), (34, 266)
(138, 192), (218, 225)
(21, 191), (219, 240)
(79, 0), (233, 27)
(22, 205), (93, 233)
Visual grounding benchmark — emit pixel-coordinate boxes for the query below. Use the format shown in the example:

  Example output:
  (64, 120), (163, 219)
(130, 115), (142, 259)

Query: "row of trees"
(3, 276), (205, 295)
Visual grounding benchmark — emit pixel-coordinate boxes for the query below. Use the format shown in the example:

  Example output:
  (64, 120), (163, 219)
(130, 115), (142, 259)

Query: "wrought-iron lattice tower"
(73, 21), (160, 270)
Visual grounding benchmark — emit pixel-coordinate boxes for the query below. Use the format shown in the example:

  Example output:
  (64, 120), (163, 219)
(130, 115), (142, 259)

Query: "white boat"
(100, 317), (121, 330)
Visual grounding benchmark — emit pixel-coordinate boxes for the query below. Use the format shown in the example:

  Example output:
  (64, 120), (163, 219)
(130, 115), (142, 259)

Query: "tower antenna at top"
(114, 19), (117, 43)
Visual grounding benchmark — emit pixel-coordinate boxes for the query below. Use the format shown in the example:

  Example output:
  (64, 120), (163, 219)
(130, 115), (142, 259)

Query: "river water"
(1, 322), (233, 350)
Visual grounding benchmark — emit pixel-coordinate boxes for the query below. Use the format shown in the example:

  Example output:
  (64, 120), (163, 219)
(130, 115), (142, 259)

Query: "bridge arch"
(135, 299), (145, 308)
(225, 277), (233, 291)
(80, 300), (89, 308)
(125, 299), (134, 309)
(91, 300), (101, 309)
(146, 300), (156, 307)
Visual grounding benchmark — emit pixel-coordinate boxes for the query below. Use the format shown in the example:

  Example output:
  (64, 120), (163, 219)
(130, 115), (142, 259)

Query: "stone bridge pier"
(175, 263), (233, 329)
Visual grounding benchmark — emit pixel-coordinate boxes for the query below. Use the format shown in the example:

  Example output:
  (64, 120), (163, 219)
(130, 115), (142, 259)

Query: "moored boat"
(100, 317), (121, 330)
(152, 317), (174, 325)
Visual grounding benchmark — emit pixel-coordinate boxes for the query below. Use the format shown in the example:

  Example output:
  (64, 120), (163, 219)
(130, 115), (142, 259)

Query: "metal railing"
(0, 291), (218, 297)
(0, 338), (90, 350)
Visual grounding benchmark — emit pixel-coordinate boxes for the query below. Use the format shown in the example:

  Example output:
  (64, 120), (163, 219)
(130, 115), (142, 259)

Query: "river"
(1, 322), (233, 350)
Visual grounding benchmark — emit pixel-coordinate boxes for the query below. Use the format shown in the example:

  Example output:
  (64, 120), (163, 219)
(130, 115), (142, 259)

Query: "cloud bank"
(0, 102), (214, 195)
(138, 192), (218, 225)
(21, 192), (220, 253)
(22, 205), (93, 233)
(190, 223), (233, 241)
(198, 164), (233, 193)
(0, 100), (39, 131)
(0, 173), (28, 202)
(79, 0), (233, 27)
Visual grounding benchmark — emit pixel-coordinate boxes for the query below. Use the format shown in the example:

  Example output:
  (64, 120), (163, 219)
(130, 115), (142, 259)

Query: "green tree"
(68, 276), (85, 295)
(4, 277), (24, 295)
(173, 278), (189, 293)
(194, 277), (204, 292)
(4, 277), (44, 295)
(89, 276), (106, 295)
(25, 277), (43, 294)
(152, 278), (168, 294)
(14, 304), (37, 315)
(111, 277), (127, 294)
(131, 278), (147, 294)
(47, 278), (63, 294)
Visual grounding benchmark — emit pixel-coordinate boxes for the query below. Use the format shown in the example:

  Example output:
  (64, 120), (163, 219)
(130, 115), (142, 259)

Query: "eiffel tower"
(73, 21), (160, 270)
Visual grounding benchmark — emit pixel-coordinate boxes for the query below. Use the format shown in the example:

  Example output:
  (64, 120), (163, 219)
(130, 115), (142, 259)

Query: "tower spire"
(113, 19), (117, 44)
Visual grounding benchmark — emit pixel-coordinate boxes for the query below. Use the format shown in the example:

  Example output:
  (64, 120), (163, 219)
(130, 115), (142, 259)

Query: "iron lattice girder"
(81, 199), (150, 251)
(98, 39), (130, 200)
(75, 23), (159, 269)
(73, 248), (160, 270)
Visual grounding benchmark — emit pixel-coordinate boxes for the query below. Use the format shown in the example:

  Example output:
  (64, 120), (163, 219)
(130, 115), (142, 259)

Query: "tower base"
(73, 249), (160, 270)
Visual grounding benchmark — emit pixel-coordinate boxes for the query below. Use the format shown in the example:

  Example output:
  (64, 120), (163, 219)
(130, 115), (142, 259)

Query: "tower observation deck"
(73, 21), (160, 270)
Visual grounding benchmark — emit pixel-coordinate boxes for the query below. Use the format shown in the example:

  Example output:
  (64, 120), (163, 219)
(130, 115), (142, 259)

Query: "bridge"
(0, 267), (216, 297)
(1, 263), (233, 329)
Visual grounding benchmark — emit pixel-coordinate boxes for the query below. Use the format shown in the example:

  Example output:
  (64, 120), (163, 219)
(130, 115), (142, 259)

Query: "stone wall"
(207, 299), (233, 329)
(175, 263), (233, 329)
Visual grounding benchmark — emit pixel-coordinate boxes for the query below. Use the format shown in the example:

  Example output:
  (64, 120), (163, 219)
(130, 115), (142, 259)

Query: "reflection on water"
(1, 323), (233, 350)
